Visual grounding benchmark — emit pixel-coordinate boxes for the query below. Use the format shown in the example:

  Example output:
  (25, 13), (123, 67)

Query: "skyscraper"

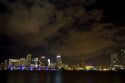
(33, 58), (39, 67)
(47, 59), (51, 67)
(111, 49), (125, 69)
(120, 49), (125, 66)
(26, 53), (32, 67)
(111, 53), (119, 67)
(56, 55), (62, 68)
(20, 58), (26, 66)
(4, 60), (8, 70)
(40, 56), (46, 67)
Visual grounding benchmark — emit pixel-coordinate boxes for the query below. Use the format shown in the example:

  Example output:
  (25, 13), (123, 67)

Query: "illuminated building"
(32, 58), (39, 67)
(20, 58), (26, 66)
(121, 49), (125, 66)
(47, 59), (51, 67)
(8, 59), (20, 69)
(85, 66), (94, 70)
(4, 60), (8, 70)
(111, 53), (118, 68)
(39, 56), (46, 67)
(111, 49), (125, 70)
(26, 53), (32, 67)
(111, 53), (123, 69)
(56, 55), (62, 68)
(50, 63), (56, 68)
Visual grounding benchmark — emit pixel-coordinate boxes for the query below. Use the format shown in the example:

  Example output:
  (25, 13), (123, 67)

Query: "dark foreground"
(0, 70), (125, 83)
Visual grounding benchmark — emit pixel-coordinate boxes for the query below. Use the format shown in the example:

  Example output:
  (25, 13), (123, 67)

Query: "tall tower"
(4, 60), (8, 70)
(111, 53), (119, 68)
(56, 55), (62, 68)
(26, 53), (32, 67)
(47, 59), (51, 67)
(33, 58), (39, 67)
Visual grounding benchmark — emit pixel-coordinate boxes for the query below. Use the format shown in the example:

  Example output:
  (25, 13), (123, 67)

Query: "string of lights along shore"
(1, 49), (125, 71)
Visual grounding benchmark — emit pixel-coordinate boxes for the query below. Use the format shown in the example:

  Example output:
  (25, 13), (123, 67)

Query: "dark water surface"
(0, 71), (125, 83)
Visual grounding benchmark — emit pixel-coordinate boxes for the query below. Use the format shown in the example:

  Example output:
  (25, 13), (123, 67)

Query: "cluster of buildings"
(0, 49), (125, 71)
(2, 54), (63, 70)
(0, 54), (104, 71)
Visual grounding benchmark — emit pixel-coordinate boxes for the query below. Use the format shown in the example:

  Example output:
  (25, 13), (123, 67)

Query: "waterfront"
(0, 70), (125, 83)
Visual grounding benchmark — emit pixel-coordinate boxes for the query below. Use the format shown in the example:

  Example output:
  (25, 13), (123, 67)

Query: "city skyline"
(1, 48), (125, 70)
(1, 50), (125, 71)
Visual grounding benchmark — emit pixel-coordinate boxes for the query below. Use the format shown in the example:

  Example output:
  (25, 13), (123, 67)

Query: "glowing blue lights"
(20, 66), (25, 70)
(10, 67), (13, 70)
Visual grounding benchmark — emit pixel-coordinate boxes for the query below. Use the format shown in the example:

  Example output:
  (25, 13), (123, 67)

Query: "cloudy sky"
(0, 0), (125, 64)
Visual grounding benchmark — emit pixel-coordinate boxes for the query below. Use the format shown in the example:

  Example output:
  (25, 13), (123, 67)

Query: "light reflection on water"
(46, 71), (62, 83)
(0, 71), (124, 83)
(7, 71), (62, 83)
(54, 71), (62, 83)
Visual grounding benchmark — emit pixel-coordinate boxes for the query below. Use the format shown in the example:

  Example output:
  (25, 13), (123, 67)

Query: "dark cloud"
(50, 24), (113, 56)
(0, 0), (97, 46)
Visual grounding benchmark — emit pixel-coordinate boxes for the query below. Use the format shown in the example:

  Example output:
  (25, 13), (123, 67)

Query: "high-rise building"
(47, 59), (51, 67)
(33, 58), (39, 67)
(56, 55), (62, 68)
(26, 53), (32, 67)
(120, 49), (125, 66)
(20, 58), (26, 66)
(111, 49), (125, 69)
(8, 59), (20, 69)
(4, 60), (8, 70)
(39, 56), (46, 67)
(111, 53), (118, 67)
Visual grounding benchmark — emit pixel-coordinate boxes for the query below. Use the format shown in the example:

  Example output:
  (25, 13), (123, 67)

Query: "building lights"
(85, 66), (94, 70)
(2, 50), (125, 71)
(48, 59), (51, 67)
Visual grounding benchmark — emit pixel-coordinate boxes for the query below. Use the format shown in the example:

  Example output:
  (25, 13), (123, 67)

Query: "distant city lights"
(1, 49), (125, 71)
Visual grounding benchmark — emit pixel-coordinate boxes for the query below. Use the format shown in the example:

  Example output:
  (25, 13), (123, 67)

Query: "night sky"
(0, 0), (125, 65)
